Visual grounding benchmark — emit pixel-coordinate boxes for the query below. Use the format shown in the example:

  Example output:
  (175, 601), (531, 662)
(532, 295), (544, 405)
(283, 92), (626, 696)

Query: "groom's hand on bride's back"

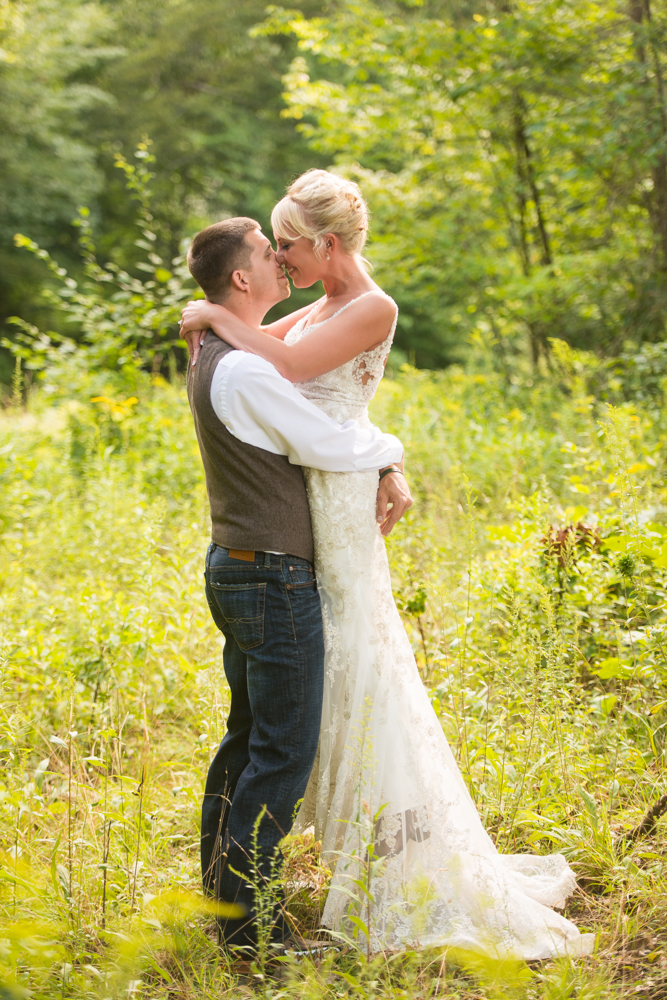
(376, 464), (413, 536)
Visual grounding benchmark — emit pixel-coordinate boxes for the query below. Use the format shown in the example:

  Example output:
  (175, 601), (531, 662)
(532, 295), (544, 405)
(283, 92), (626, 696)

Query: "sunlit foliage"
(1, 349), (667, 996)
(265, 0), (667, 365)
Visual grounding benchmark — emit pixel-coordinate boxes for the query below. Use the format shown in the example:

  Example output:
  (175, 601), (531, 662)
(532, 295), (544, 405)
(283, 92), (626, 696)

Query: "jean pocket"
(208, 582), (266, 650)
(286, 561), (316, 588)
(205, 577), (228, 634)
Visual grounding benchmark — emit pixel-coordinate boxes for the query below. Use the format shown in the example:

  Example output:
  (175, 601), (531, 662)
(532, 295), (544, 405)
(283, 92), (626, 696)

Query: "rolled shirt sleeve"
(210, 351), (403, 473)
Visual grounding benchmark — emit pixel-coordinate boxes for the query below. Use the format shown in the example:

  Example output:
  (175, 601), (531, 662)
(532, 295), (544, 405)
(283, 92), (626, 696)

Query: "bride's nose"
(275, 247), (286, 264)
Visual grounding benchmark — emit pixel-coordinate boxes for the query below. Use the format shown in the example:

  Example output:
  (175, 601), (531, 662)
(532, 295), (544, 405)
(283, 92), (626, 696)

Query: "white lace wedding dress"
(285, 292), (594, 960)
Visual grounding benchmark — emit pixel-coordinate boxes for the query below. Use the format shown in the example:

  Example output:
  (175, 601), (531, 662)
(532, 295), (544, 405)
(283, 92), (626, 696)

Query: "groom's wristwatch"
(379, 466), (403, 481)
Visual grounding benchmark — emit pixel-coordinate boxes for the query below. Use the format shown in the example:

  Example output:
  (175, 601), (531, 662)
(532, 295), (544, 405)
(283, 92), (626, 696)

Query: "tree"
(266, 0), (667, 366)
(1, 0), (326, 384)
(0, 0), (117, 381)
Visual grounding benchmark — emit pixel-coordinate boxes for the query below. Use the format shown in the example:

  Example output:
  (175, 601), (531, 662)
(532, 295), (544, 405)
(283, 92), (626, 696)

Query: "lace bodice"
(284, 291), (398, 423)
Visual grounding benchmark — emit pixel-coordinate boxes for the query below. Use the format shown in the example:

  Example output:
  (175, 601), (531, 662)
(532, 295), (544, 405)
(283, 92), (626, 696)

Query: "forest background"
(3, 1), (667, 998)
(4, 0), (667, 382)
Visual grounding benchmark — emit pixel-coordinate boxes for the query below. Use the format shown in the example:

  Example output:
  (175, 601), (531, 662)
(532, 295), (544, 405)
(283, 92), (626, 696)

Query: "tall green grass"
(1, 346), (666, 998)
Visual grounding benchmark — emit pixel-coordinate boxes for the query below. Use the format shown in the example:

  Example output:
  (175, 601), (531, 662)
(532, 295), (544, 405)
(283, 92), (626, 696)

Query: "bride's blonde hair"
(271, 169), (369, 262)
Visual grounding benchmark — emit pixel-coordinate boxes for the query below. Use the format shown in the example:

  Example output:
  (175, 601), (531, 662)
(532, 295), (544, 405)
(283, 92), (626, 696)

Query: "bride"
(180, 169), (594, 960)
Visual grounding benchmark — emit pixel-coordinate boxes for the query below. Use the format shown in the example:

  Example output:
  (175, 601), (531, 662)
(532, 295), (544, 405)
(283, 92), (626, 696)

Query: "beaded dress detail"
(285, 293), (594, 959)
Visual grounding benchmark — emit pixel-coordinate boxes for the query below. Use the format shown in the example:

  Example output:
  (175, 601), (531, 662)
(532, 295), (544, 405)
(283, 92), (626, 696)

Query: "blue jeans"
(201, 544), (324, 947)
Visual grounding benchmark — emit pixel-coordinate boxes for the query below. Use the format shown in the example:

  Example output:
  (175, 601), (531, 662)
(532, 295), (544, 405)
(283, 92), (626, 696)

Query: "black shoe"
(272, 933), (338, 960)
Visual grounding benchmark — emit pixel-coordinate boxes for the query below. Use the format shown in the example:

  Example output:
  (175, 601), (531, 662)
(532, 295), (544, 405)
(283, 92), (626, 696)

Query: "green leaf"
(593, 657), (621, 679)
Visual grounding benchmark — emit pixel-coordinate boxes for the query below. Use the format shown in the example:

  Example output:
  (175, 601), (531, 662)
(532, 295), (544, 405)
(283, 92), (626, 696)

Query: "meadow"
(1, 342), (667, 999)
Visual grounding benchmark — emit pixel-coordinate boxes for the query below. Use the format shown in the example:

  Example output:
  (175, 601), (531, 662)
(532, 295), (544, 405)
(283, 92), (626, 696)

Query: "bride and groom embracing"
(182, 170), (595, 961)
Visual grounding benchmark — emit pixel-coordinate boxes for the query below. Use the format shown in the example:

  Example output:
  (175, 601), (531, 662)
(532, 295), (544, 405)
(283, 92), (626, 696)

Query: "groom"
(185, 217), (411, 953)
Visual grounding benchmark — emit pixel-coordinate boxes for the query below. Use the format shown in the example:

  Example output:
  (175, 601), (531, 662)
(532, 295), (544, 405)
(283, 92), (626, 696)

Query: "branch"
(620, 793), (667, 844)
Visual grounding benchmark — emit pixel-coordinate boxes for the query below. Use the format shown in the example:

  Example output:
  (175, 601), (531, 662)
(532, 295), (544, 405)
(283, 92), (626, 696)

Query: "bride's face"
(274, 234), (323, 288)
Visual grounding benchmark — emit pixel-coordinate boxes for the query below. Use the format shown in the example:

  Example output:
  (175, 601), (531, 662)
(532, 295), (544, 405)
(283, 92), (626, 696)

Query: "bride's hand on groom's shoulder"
(376, 467), (413, 536)
(180, 325), (206, 366)
(180, 300), (217, 366)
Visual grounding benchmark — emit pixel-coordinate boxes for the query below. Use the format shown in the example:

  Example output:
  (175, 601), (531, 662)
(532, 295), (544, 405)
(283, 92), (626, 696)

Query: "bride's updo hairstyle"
(271, 169), (369, 262)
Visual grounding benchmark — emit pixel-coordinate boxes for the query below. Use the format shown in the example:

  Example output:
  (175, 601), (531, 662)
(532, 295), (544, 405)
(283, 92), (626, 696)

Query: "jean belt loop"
(264, 551), (271, 568)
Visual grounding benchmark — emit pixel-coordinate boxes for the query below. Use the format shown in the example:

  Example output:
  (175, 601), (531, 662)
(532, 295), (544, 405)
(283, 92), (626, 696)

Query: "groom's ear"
(229, 268), (250, 293)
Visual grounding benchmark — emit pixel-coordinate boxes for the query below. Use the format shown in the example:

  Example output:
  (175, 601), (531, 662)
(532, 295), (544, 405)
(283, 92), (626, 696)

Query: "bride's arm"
(180, 300), (319, 366)
(181, 292), (395, 381)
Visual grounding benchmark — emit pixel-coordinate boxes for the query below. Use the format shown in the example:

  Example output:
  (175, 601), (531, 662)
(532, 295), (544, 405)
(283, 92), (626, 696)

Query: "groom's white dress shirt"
(210, 351), (403, 472)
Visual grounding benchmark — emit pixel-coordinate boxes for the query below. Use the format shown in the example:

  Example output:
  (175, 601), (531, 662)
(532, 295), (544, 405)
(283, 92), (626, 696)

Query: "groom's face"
(242, 228), (290, 309)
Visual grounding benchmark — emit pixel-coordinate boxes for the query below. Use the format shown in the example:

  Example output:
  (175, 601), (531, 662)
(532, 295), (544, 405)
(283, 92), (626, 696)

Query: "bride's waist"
(298, 393), (369, 424)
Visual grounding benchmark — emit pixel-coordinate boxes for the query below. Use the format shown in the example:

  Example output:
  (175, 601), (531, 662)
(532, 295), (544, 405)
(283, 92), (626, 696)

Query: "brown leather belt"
(228, 549), (255, 562)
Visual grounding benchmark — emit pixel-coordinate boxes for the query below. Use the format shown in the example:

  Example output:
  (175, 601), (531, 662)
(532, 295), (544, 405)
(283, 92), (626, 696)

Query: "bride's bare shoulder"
(356, 288), (397, 317)
(343, 290), (397, 353)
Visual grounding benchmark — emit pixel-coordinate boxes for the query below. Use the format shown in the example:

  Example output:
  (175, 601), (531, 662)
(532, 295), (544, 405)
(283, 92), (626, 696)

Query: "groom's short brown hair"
(187, 217), (260, 302)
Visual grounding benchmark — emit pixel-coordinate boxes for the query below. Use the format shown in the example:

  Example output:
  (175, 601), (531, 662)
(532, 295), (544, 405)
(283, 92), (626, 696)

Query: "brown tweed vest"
(187, 333), (314, 562)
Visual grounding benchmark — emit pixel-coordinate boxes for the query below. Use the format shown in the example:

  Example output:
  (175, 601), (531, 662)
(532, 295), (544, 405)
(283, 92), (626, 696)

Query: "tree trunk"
(513, 95), (552, 268)
(629, 0), (667, 267)
(511, 94), (553, 363)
